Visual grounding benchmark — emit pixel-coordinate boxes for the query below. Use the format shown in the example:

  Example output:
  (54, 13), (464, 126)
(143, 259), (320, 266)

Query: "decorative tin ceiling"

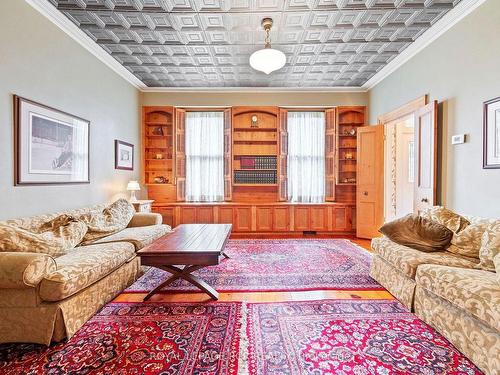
(48, 0), (462, 88)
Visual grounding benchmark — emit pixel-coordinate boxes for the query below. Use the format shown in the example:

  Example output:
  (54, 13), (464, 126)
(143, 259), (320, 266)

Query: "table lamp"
(127, 180), (140, 202)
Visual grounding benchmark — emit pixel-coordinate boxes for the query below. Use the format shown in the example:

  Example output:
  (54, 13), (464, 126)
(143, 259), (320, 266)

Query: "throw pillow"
(420, 206), (470, 234)
(0, 215), (88, 257)
(80, 199), (135, 243)
(379, 214), (453, 252)
(448, 219), (496, 259)
(474, 220), (500, 272)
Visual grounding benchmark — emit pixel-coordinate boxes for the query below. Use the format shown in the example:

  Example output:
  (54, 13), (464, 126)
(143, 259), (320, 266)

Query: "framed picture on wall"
(115, 140), (134, 170)
(483, 97), (500, 169)
(14, 95), (90, 185)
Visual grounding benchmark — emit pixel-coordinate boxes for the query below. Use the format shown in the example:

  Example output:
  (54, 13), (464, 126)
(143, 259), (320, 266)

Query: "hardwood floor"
(114, 237), (390, 304)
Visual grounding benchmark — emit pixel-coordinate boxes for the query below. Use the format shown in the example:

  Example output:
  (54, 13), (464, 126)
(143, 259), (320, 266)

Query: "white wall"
(369, 0), (500, 218)
(0, 0), (141, 220)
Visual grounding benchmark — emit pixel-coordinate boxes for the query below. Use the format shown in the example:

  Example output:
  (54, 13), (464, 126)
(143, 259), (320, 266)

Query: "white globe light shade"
(249, 48), (286, 74)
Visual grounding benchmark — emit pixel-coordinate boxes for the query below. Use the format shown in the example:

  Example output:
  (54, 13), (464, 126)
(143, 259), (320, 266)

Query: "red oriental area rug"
(0, 302), (242, 375)
(126, 239), (382, 293)
(244, 299), (482, 375)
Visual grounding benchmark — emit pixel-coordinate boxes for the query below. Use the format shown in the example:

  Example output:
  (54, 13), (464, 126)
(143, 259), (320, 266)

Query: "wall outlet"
(451, 134), (466, 145)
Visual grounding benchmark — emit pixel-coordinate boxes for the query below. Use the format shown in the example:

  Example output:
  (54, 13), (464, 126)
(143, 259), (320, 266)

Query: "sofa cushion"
(447, 219), (496, 259)
(495, 254), (500, 285)
(475, 220), (500, 272)
(416, 264), (500, 331)
(379, 214), (453, 252)
(0, 215), (88, 257)
(39, 242), (135, 302)
(420, 206), (470, 233)
(371, 236), (478, 279)
(92, 224), (172, 250)
(79, 199), (135, 244)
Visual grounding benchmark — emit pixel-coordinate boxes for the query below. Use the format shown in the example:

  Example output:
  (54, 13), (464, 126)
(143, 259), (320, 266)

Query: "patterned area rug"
(0, 302), (242, 375)
(127, 239), (382, 293)
(244, 299), (482, 375)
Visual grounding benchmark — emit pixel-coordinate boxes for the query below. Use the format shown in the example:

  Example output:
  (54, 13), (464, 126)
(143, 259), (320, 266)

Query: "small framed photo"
(14, 95), (90, 185)
(115, 140), (134, 170)
(483, 97), (500, 169)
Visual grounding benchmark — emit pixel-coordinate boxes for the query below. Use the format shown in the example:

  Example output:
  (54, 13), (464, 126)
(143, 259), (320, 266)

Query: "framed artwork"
(483, 97), (500, 169)
(14, 95), (90, 185)
(115, 140), (134, 170)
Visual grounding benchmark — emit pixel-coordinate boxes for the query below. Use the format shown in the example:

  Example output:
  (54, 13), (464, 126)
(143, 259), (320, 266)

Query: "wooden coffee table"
(138, 224), (232, 301)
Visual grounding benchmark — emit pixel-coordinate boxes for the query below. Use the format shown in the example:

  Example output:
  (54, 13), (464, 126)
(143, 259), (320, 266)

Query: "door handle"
(421, 198), (429, 203)
(363, 191), (368, 196)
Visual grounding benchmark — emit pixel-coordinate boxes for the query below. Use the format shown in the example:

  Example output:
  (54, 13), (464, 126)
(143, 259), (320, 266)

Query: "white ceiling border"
(25, 0), (147, 90)
(26, 0), (485, 93)
(362, 0), (488, 90)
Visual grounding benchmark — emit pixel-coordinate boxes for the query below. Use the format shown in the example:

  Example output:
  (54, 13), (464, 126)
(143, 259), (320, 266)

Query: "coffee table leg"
(143, 265), (219, 301)
(220, 251), (230, 259)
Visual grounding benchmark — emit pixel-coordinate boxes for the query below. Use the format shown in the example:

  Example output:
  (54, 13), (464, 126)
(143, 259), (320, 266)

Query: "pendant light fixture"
(249, 18), (286, 75)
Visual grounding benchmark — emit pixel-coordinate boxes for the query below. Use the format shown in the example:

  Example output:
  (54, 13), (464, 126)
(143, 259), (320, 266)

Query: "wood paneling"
(310, 207), (328, 231)
(256, 206), (273, 231)
(234, 206), (252, 231)
(294, 206), (310, 231)
(218, 207), (233, 224)
(179, 206), (197, 224)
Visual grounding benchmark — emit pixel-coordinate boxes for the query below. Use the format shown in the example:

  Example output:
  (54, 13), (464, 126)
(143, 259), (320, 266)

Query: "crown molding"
(140, 86), (367, 93)
(362, 0), (487, 91)
(25, 0), (147, 90)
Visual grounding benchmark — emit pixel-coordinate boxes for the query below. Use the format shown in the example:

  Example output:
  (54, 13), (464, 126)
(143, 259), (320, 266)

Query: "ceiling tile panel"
(49, 0), (463, 87)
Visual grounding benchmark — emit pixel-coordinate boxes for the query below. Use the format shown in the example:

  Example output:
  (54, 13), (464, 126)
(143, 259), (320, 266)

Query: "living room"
(0, 0), (499, 374)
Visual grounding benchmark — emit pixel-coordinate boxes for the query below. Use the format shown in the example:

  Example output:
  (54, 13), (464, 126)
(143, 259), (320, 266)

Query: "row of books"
(234, 170), (277, 184)
(240, 156), (277, 170)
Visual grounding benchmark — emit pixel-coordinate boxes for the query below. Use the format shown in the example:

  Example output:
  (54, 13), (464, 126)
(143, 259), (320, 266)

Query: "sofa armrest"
(0, 252), (57, 289)
(127, 212), (163, 228)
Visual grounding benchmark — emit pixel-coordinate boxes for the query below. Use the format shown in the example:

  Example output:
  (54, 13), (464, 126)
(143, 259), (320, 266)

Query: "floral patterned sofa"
(370, 207), (500, 374)
(0, 202), (171, 345)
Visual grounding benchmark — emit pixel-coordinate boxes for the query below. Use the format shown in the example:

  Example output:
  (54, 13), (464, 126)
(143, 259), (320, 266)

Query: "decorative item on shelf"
(152, 126), (164, 136)
(345, 153), (353, 160)
(14, 95), (90, 185)
(249, 18), (286, 74)
(154, 176), (168, 184)
(127, 180), (140, 202)
(251, 115), (258, 128)
(342, 177), (356, 183)
(154, 153), (164, 160)
(115, 140), (134, 170)
(349, 128), (356, 136)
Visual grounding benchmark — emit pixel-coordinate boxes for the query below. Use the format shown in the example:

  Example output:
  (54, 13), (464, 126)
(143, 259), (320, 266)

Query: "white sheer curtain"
(185, 112), (224, 202)
(287, 111), (326, 203)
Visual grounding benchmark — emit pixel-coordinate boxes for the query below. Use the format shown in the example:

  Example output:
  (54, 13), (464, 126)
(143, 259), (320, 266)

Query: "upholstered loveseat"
(370, 208), (500, 374)
(0, 202), (171, 345)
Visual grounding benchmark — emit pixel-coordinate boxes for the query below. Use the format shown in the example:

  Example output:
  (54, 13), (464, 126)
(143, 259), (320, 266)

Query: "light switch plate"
(451, 134), (466, 145)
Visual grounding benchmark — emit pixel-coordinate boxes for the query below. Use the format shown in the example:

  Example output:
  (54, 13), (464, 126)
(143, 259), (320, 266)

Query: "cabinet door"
(310, 207), (328, 231)
(234, 207), (252, 232)
(256, 206), (273, 231)
(332, 207), (348, 231)
(153, 207), (175, 227)
(179, 207), (197, 224)
(218, 207), (233, 224)
(197, 207), (214, 223)
(273, 206), (290, 231)
(294, 206), (310, 231)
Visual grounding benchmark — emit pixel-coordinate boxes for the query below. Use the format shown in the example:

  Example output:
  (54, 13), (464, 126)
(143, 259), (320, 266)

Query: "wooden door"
(278, 108), (288, 201)
(256, 206), (273, 231)
(234, 206), (252, 232)
(414, 101), (438, 213)
(356, 125), (384, 239)
(325, 108), (336, 201)
(174, 108), (186, 201)
(223, 108), (232, 201)
(273, 206), (290, 231)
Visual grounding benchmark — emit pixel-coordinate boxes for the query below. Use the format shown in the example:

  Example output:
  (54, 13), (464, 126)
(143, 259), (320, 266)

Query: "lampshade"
(249, 48), (286, 75)
(249, 18), (286, 75)
(126, 180), (140, 191)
